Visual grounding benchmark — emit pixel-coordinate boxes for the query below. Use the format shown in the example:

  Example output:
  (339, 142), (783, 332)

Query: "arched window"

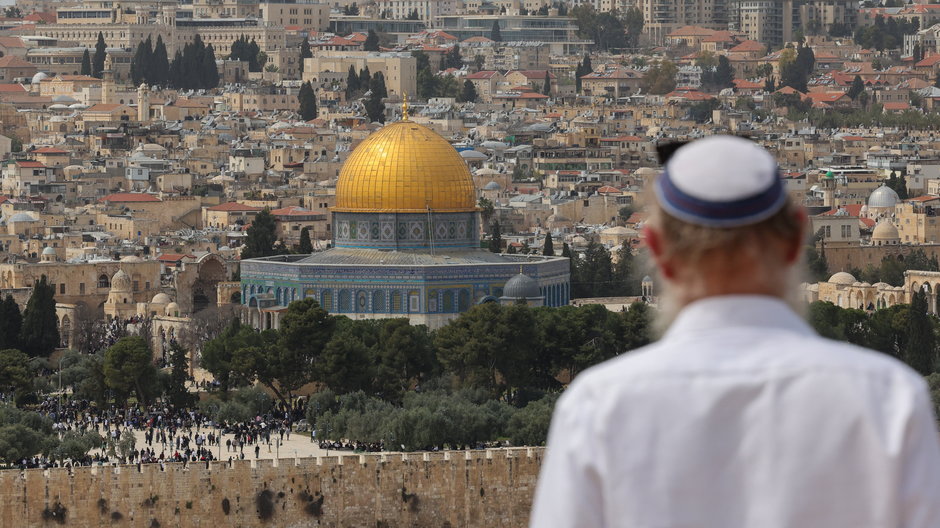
(391, 291), (403, 312)
(458, 289), (471, 312)
(321, 290), (333, 311)
(442, 290), (455, 313)
(372, 290), (385, 312)
(338, 290), (351, 312)
(98, 274), (110, 288)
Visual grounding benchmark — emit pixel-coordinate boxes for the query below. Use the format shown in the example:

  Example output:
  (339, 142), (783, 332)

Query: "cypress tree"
(346, 65), (360, 98)
(0, 295), (22, 351)
(359, 65), (371, 87)
(169, 50), (183, 88)
(201, 43), (219, 89)
(905, 290), (936, 375)
(153, 35), (170, 86)
(241, 208), (279, 259)
(542, 71), (551, 95)
(19, 276), (59, 357)
(543, 232), (554, 256)
(488, 220), (502, 253)
(364, 29), (380, 51)
(460, 79), (477, 102)
(299, 227), (313, 253)
(130, 40), (147, 86)
(93, 32), (107, 78)
(298, 81), (317, 120)
(80, 49), (92, 76)
(490, 20), (502, 42)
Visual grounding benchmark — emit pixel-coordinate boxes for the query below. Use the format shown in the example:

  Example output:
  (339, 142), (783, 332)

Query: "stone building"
(241, 112), (570, 330)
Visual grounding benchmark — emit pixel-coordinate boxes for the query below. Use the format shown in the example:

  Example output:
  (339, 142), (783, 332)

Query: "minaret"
(101, 54), (116, 104)
(138, 83), (150, 122)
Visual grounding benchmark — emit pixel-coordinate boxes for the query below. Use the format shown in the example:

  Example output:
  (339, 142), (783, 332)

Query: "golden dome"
(335, 121), (476, 213)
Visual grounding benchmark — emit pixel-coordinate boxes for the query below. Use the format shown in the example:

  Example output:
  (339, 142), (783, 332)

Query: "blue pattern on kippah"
(654, 167), (787, 228)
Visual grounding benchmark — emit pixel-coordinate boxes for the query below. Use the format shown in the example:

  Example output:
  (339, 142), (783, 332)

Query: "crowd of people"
(21, 397), (304, 470)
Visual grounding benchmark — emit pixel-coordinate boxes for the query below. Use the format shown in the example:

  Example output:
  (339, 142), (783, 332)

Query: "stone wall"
(0, 448), (545, 527)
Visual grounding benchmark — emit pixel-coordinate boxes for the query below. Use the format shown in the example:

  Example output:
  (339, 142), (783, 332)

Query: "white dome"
(31, 72), (49, 84)
(41, 247), (56, 255)
(483, 181), (501, 190)
(873, 282), (890, 289)
(165, 302), (180, 316)
(868, 185), (900, 209)
(151, 293), (171, 304)
(8, 213), (38, 223)
(110, 269), (131, 291)
(872, 220), (900, 241)
(52, 95), (78, 104)
(828, 271), (857, 285)
(120, 255), (144, 262)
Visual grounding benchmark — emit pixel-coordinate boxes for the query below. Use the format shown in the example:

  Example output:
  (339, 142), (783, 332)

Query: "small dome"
(483, 181), (501, 190)
(571, 235), (588, 247)
(52, 95), (78, 104)
(828, 271), (857, 285)
(860, 282), (871, 287)
(503, 273), (540, 299)
(120, 255), (144, 262)
(868, 184), (900, 209)
(872, 220), (900, 241)
(41, 247), (56, 255)
(110, 269), (131, 291)
(8, 212), (38, 222)
(852, 281), (862, 287)
(873, 282), (890, 288)
(31, 72), (49, 84)
(151, 293), (171, 304)
(165, 302), (180, 316)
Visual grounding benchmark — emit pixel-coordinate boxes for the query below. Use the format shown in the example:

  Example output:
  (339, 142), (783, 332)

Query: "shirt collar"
(662, 295), (814, 341)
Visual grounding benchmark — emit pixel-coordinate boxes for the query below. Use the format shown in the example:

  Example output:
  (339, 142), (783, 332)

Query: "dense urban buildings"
(3, 0), (940, 524)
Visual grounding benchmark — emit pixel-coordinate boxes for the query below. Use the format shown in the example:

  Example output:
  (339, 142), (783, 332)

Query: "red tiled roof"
(466, 70), (500, 79)
(507, 69), (555, 79)
(33, 147), (69, 154)
(600, 135), (644, 142)
(0, 37), (25, 48)
(729, 40), (765, 53)
(15, 160), (45, 168)
(0, 83), (26, 93)
(883, 102), (910, 111)
(597, 186), (621, 194)
(0, 56), (34, 68)
(733, 78), (763, 90)
(207, 201), (262, 212)
(98, 192), (160, 203)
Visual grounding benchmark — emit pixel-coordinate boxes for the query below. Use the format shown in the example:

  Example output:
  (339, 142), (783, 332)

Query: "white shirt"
(531, 295), (940, 528)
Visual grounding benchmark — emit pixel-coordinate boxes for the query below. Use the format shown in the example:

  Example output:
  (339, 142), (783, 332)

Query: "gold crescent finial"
(402, 92), (409, 120)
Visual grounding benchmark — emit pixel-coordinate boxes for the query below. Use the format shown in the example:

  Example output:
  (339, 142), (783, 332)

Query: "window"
(60, 283), (65, 295)
(841, 225), (851, 238)
(79, 283), (85, 294)
(824, 225), (831, 238)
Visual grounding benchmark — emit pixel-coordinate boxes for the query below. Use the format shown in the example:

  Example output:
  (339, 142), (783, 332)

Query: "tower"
(138, 83), (151, 123)
(101, 54), (116, 105)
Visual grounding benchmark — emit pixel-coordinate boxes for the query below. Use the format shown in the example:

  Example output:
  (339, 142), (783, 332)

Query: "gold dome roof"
(335, 120), (476, 213)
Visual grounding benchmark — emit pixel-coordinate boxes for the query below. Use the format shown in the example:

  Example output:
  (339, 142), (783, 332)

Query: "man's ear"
(644, 225), (675, 280)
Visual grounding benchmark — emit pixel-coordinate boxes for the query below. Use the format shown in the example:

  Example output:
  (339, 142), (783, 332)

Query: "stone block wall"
(0, 448), (545, 527)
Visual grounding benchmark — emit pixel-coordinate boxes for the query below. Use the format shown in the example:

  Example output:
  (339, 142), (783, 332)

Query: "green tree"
(488, 220), (502, 253)
(643, 60), (678, 94)
(130, 37), (152, 87)
(80, 49), (92, 76)
(92, 32), (107, 78)
(444, 45), (462, 69)
(364, 29), (380, 51)
(906, 290), (936, 375)
(372, 318), (436, 402)
(200, 319), (245, 396)
(543, 232), (554, 256)
(316, 323), (373, 394)
(0, 349), (31, 398)
(298, 81), (318, 120)
(417, 67), (439, 100)
(0, 296), (21, 351)
(507, 394), (558, 446)
(275, 299), (335, 400)
(847, 75), (865, 100)
(623, 7), (644, 48)
(345, 65), (360, 99)
(714, 55), (734, 89)
(153, 35), (169, 85)
(104, 336), (157, 406)
(299, 226), (313, 253)
(19, 276), (58, 357)
(460, 79), (477, 102)
(240, 208), (279, 259)
(542, 70), (551, 95)
(165, 341), (195, 409)
(490, 20), (502, 42)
